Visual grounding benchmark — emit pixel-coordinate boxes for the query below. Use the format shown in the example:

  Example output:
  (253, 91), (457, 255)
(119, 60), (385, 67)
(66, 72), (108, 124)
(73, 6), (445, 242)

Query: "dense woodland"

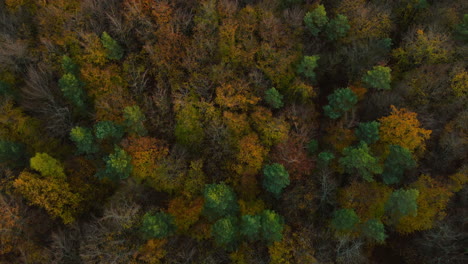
(0, 0), (467, 263)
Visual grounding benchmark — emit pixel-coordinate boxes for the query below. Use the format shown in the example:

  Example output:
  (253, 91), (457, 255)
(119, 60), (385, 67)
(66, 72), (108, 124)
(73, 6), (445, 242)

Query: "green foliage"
(175, 104), (204, 148)
(297, 55), (320, 81)
(339, 142), (383, 182)
(203, 183), (239, 221)
(304, 5), (328, 36)
(455, 14), (468, 42)
(58, 73), (86, 110)
(99, 146), (133, 181)
(331, 208), (360, 232)
(362, 219), (386, 243)
(323, 88), (358, 119)
(30, 153), (65, 179)
(265, 88), (284, 109)
(382, 145), (416, 185)
(0, 80), (13, 97)
(355, 121), (380, 144)
(101, 32), (124, 60)
(212, 216), (238, 250)
(262, 163), (290, 197)
(70, 126), (98, 155)
(326, 14), (350, 41)
(62, 55), (79, 75)
(141, 212), (176, 239)
(362, 66), (392, 90)
(307, 139), (319, 155)
(385, 189), (419, 223)
(240, 214), (261, 242)
(260, 210), (284, 244)
(317, 151), (334, 167)
(94, 120), (124, 141)
(0, 139), (27, 167)
(123, 105), (147, 136)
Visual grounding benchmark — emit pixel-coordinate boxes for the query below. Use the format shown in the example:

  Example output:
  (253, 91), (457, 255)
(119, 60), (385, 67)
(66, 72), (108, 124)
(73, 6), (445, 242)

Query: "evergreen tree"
(262, 163), (290, 197)
(339, 142), (383, 182)
(141, 212), (176, 239)
(264, 88), (284, 109)
(101, 32), (124, 60)
(62, 55), (79, 75)
(382, 145), (416, 184)
(123, 105), (147, 136)
(307, 139), (319, 155)
(454, 14), (468, 42)
(325, 14), (350, 41)
(297, 55), (320, 82)
(260, 210), (284, 244)
(203, 183), (239, 221)
(94, 120), (124, 141)
(362, 66), (392, 90)
(58, 73), (86, 111)
(211, 216), (238, 250)
(331, 208), (359, 232)
(317, 151), (335, 167)
(323, 88), (358, 119)
(304, 5), (328, 36)
(240, 214), (261, 242)
(385, 189), (419, 223)
(362, 219), (386, 243)
(70, 126), (98, 155)
(355, 121), (380, 144)
(98, 146), (133, 181)
(0, 139), (27, 168)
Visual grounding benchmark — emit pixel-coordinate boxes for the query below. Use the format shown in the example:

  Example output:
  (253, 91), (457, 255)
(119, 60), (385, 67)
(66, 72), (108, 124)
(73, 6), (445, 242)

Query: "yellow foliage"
(215, 82), (260, 111)
(448, 168), (468, 192)
(223, 111), (251, 138)
(233, 133), (267, 176)
(238, 199), (265, 215)
(268, 226), (317, 264)
(250, 107), (289, 147)
(451, 69), (468, 98)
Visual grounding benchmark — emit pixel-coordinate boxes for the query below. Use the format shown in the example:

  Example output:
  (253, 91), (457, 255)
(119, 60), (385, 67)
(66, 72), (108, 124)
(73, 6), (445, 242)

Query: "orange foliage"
(136, 238), (167, 264)
(349, 83), (368, 100)
(323, 124), (356, 153)
(232, 133), (267, 176)
(268, 226), (318, 264)
(0, 196), (20, 256)
(215, 82), (260, 111)
(379, 105), (431, 155)
(168, 196), (204, 233)
(223, 111), (251, 138)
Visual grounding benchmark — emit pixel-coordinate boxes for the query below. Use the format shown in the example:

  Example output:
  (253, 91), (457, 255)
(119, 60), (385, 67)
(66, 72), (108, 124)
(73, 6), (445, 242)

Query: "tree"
(69, 126), (98, 155)
(262, 163), (290, 197)
(304, 5), (328, 36)
(382, 145), (416, 184)
(332, 208), (359, 232)
(323, 88), (358, 119)
(297, 55), (320, 81)
(355, 121), (380, 144)
(260, 210), (284, 244)
(325, 14), (350, 41)
(307, 139), (318, 155)
(317, 151), (334, 167)
(123, 105), (147, 136)
(58, 73), (86, 110)
(362, 219), (386, 243)
(339, 142), (383, 182)
(211, 216), (238, 250)
(174, 103), (204, 148)
(30, 152), (65, 179)
(454, 14), (468, 42)
(0, 139), (27, 168)
(98, 146), (133, 181)
(101, 32), (123, 60)
(385, 189), (419, 224)
(362, 66), (392, 90)
(168, 196), (203, 233)
(265, 88), (284, 109)
(94, 120), (124, 141)
(203, 183), (239, 221)
(240, 214), (261, 242)
(378, 105), (431, 155)
(62, 55), (79, 75)
(140, 212), (176, 239)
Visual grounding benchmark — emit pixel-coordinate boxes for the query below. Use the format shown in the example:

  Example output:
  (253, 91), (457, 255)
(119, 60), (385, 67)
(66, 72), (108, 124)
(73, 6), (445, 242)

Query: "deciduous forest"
(0, 0), (467, 263)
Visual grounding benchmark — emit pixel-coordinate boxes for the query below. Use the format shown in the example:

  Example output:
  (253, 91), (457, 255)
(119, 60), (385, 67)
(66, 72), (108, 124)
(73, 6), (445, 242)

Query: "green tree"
(62, 55), (79, 75)
(331, 208), (359, 232)
(325, 14), (350, 41)
(355, 121), (380, 144)
(140, 212), (176, 239)
(203, 183), (239, 221)
(0, 80), (13, 97)
(382, 145), (416, 185)
(362, 66), (392, 90)
(323, 88), (358, 119)
(30, 153), (65, 178)
(317, 151), (335, 167)
(0, 139), (27, 168)
(339, 142), (383, 182)
(262, 163), (290, 197)
(385, 189), (419, 223)
(260, 210), (284, 244)
(70, 126), (98, 155)
(265, 88), (284, 109)
(98, 146), (133, 181)
(211, 216), (238, 250)
(123, 105), (147, 136)
(58, 73), (86, 110)
(94, 120), (124, 141)
(304, 5), (328, 36)
(454, 14), (468, 42)
(101, 32), (124, 60)
(307, 139), (319, 155)
(175, 104), (204, 148)
(297, 55), (320, 82)
(362, 219), (386, 243)
(240, 214), (261, 242)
